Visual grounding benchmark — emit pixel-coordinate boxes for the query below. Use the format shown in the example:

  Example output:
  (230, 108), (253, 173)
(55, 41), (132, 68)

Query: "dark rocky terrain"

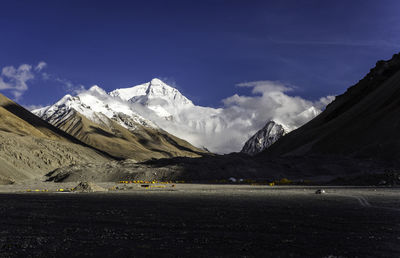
(264, 53), (400, 162)
(0, 186), (398, 257)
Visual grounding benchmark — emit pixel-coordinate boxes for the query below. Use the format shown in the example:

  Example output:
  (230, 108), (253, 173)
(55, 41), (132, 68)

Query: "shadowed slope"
(263, 53), (400, 163)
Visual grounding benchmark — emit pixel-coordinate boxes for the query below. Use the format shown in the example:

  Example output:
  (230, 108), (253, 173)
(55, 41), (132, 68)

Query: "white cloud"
(55, 77), (86, 94)
(0, 64), (35, 100)
(222, 80), (322, 131)
(24, 104), (46, 111)
(0, 61), (51, 100)
(131, 80), (334, 154)
(208, 80), (332, 152)
(41, 72), (50, 80)
(314, 95), (335, 110)
(33, 67), (86, 94)
(35, 61), (47, 72)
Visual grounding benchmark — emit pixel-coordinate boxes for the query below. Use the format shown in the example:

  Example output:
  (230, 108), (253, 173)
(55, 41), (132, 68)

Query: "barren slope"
(0, 94), (111, 183)
(264, 53), (400, 164)
(51, 110), (205, 161)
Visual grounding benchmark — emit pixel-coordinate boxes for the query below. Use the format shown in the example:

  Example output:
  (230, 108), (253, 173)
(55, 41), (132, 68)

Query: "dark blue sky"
(1, 0), (399, 108)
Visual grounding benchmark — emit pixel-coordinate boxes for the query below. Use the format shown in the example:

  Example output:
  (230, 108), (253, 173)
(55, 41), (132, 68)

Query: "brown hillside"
(50, 109), (206, 161)
(0, 94), (111, 183)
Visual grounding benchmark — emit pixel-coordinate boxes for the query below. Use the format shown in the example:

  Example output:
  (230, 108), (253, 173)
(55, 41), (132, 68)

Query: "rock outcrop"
(241, 121), (285, 155)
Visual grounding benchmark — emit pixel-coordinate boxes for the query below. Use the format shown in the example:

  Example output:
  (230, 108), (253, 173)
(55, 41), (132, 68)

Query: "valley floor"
(0, 184), (399, 257)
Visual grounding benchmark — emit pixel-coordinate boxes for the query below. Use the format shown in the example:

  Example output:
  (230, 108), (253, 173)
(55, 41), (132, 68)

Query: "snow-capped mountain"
(109, 79), (192, 120)
(111, 78), (193, 104)
(110, 78), (197, 121)
(34, 78), (323, 154)
(35, 85), (155, 131)
(241, 121), (285, 155)
(33, 82), (205, 160)
(241, 106), (322, 155)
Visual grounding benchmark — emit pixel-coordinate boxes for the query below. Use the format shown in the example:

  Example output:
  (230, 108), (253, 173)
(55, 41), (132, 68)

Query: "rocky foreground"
(0, 185), (398, 257)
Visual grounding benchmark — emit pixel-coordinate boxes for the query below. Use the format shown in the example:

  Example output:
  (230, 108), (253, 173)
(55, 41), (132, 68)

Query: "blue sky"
(0, 0), (399, 108)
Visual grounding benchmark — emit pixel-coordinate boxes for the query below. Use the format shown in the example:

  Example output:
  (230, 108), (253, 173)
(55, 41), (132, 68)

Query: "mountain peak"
(150, 78), (165, 86)
(241, 120), (285, 155)
(109, 79), (193, 107)
(56, 94), (74, 105)
(146, 80), (179, 97)
(87, 85), (107, 95)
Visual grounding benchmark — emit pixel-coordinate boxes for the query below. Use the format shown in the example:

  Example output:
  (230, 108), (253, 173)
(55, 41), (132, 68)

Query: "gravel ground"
(0, 184), (398, 257)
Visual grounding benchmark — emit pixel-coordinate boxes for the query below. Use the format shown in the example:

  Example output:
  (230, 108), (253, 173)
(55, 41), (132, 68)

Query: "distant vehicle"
(315, 189), (326, 194)
(228, 177), (237, 183)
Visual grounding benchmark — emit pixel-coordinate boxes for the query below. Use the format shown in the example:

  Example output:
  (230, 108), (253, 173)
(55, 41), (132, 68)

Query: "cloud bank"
(207, 81), (334, 153)
(0, 63), (38, 100)
(223, 80), (334, 131)
(127, 80), (334, 153)
(0, 61), (85, 101)
(54, 77), (85, 95)
(0, 61), (50, 100)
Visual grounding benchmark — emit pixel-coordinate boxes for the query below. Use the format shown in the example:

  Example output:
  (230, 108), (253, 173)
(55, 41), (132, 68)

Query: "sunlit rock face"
(241, 121), (285, 155)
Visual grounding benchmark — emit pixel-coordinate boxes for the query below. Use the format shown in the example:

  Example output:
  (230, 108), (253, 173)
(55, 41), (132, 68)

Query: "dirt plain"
(0, 184), (398, 257)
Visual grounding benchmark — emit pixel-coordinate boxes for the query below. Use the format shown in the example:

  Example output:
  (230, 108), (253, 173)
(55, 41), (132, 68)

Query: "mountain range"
(34, 78), (321, 154)
(3, 53), (400, 184)
(33, 81), (206, 161)
(52, 52), (400, 183)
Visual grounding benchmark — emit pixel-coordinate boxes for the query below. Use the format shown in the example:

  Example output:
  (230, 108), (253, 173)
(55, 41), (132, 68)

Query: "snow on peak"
(299, 106), (320, 118)
(33, 78), (325, 154)
(87, 85), (107, 95)
(144, 82), (192, 105)
(33, 84), (156, 131)
(241, 105), (322, 155)
(241, 121), (286, 155)
(57, 94), (73, 104)
(108, 79), (193, 119)
(109, 78), (193, 105)
(31, 93), (83, 126)
(146, 78), (177, 96)
(48, 94), (81, 111)
(150, 78), (164, 86)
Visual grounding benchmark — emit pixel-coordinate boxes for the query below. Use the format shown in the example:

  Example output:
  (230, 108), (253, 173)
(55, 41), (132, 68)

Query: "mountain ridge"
(34, 78), (322, 153)
(263, 52), (400, 163)
(0, 93), (111, 183)
(33, 82), (207, 160)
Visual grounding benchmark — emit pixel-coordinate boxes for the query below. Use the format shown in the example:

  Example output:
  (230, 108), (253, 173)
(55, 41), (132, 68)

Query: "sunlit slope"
(0, 94), (77, 141)
(0, 94), (110, 183)
(51, 109), (205, 161)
